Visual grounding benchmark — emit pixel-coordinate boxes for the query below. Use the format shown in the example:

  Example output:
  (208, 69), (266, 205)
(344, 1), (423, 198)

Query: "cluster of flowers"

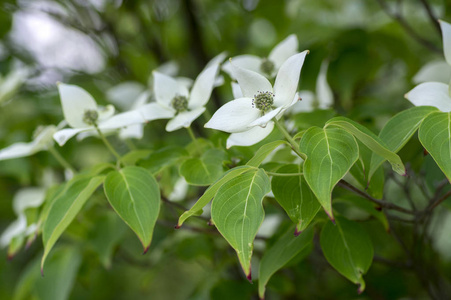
(0, 34), (334, 163)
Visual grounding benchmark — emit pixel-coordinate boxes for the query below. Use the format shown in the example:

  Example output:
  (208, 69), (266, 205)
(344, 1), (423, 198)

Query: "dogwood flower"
(53, 83), (173, 146)
(0, 124), (57, 160)
(205, 51), (308, 148)
(149, 55), (224, 132)
(222, 34), (298, 78)
(405, 20), (451, 111)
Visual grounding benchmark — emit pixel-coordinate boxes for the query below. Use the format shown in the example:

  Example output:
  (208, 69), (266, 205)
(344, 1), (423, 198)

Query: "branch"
(375, 0), (441, 53)
(418, 0), (442, 36)
(338, 180), (415, 215)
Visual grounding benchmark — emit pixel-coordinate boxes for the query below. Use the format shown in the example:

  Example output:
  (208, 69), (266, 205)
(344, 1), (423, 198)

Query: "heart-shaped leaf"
(179, 148), (226, 186)
(104, 166), (160, 253)
(300, 127), (358, 220)
(211, 168), (270, 280)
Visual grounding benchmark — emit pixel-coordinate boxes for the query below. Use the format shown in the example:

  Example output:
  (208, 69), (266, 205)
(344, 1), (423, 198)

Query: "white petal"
(155, 61), (179, 76)
(439, 20), (451, 66)
(268, 34), (299, 70)
(231, 61), (273, 98)
(413, 60), (451, 84)
(98, 110), (146, 130)
(166, 107), (206, 132)
(189, 64), (219, 109)
(58, 83), (98, 128)
(106, 81), (145, 111)
(231, 82), (243, 98)
(0, 214), (27, 247)
(222, 55), (262, 78)
(290, 90), (315, 113)
(119, 124), (144, 140)
(53, 128), (89, 146)
(0, 142), (36, 160)
(176, 77), (194, 90)
(13, 187), (46, 214)
(226, 122), (274, 148)
(405, 82), (451, 112)
(273, 51), (308, 108)
(140, 102), (175, 121)
(206, 51), (227, 68)
(130, 91), (151, 110)
(168, 177), (189, 202)
(316, 61), (334, 109)
(97, 105), (115, 121)
(204, 98), (260, 133)
(249, 106), (283, 127)
(153, 71), (189, 108)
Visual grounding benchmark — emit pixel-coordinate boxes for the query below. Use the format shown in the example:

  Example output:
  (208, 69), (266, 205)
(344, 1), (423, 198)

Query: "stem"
(266, 171), (304, 177)
(203, 108), (212, 121)
(274, 119), (306, 160)
(48, 146), (77, 173)
(94, 124), (123, 166)
(186, 126), (197, 143)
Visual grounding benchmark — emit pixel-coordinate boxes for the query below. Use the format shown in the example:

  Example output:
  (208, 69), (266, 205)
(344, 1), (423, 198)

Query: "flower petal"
(58, 83), (98, 128)
(290, 91), (315, 113)
(106, 81), (145, 111)
(140, 102), (175, 121)
(13, 187), (46, 214)
(53, 128), (89, 146)
(97, 105), (115, 121)
(188, 64), (220, 109)
(119, 124), (144, 140)
(405, 82), (451, 112)
(273, 51), (309, 108)
(226, 122), (274, 148)
(98, 110), (146, 130)
(249, 106), (283, 127)
(222, 55), (262, 78)
(413, 60), (451, 84)
(204, 98), (260, 133)
(206, 51), (227, 68)
(0, 142), (36, 160)
(231, 82), (243, 98)
(0, 214), (27, 247)
(153, 71), (189, 108)
(439, 20), (451, 66)
(231, 61), (273, 98)
(316, 61), (333, 109)
(166, 107), (206, 132)
(268, 34), (299, 70)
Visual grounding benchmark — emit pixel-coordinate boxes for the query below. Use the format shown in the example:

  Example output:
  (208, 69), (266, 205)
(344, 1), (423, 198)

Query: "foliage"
(1, 0), (451, 299)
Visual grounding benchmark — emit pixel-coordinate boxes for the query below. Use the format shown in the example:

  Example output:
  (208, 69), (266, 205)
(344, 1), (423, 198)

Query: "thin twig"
(418, 0), (442, 35)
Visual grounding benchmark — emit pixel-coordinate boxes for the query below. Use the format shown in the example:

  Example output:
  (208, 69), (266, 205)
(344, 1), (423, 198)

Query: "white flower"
(205, 51), (309, 148)
(0, 125), (57, 160)
(148, 55), (225, 132)
(290, 61), (333, 113)
(53, 83), (173, 146)
(0, 187), (46, 248)
(405, 20), (451, 111)
(222, 34), (298, 78)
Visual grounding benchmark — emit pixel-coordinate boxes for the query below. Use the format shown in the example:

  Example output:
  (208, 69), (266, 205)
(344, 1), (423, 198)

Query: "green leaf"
(177, 165), (254, 227)
(142, 146), (188, 174)
(300, 127), (359, 220)
(121, 149), (152, 165)
(41, 175), (104, 271)
(370, 106), (438, 176)
(320, 216), (373, 293)
(326, 116), (405, 178)
(179, 148), (226, 186)
(271, 164), (320, 234)
(258, 226), (314, 299)
(419, 111), (451, 182)
(211, 168), (270, 279)
(104, 166), (160, 253)
(246, 140), (287, 167)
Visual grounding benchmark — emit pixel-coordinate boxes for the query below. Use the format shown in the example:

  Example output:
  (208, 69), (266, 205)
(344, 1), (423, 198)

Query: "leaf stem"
(48, 146), (77, 173)
(274, 119), (306, 160)
(266, 171), (303, 177)
(186, 126), (197, 143)
(94, 124), (123, 166)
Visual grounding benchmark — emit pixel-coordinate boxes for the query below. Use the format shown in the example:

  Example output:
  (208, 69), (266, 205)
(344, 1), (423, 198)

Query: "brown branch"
(418, 0), (442, 36)
(338, 180), (415, 215)
(375, 0), (441, 53)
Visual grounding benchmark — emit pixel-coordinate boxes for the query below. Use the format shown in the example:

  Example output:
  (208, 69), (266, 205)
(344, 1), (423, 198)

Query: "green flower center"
(253, 91), (274, 112)
(171, 95), (188, 113)
(83, 109), (99, 125)
(260, 58), (274, 75)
